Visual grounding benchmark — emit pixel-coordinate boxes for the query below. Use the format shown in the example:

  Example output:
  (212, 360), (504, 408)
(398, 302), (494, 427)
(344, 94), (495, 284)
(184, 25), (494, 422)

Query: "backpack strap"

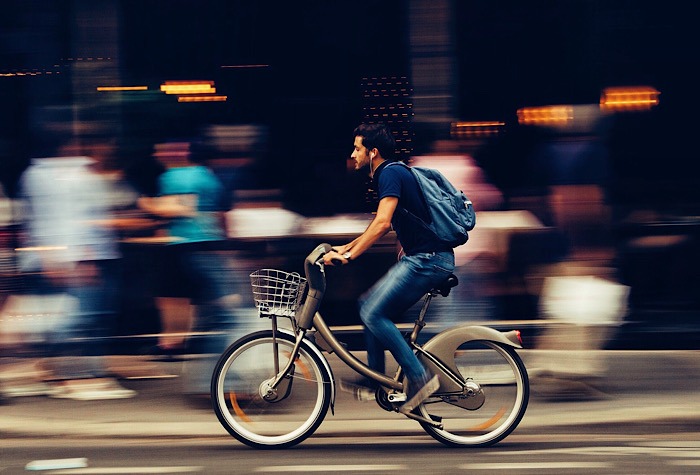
(384, 161), (434, 229)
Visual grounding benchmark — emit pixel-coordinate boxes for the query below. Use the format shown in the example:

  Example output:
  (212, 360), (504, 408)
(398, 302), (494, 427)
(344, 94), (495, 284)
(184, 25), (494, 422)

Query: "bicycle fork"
(260, 317), (306, 402)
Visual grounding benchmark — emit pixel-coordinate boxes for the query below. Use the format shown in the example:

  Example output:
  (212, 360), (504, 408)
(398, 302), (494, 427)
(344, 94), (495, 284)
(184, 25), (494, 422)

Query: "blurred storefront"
(1, 1), (698, 352)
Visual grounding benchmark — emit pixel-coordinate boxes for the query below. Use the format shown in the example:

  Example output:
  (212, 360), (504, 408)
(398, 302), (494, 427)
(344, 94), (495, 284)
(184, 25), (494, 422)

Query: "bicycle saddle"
(434, 274), (459, 297)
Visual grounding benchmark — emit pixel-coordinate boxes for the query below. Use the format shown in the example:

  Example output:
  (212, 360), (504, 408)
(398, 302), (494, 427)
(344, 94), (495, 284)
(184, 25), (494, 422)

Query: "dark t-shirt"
(374, 161), (450, 255)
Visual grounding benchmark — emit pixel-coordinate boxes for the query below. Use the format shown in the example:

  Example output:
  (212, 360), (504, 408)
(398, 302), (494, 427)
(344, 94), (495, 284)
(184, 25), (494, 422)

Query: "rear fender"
(418, 325), (522, 393)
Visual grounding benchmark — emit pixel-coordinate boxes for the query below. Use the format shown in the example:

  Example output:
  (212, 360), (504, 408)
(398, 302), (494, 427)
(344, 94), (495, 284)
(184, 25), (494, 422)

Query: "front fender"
(282, 328), (336, 414)
(419, 325), (522, 393)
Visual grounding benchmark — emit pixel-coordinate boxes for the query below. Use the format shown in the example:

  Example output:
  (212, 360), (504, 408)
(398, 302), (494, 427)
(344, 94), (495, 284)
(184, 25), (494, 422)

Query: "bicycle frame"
(262, 243), (397, 393)
(312, 290), (465, 393)
(216, 242), (529, 447)
(265, 243), (465, 398)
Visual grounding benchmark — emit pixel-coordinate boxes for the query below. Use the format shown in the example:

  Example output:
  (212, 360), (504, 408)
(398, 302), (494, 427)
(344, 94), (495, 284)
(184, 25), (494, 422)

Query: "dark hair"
(353, 123), (396, 160)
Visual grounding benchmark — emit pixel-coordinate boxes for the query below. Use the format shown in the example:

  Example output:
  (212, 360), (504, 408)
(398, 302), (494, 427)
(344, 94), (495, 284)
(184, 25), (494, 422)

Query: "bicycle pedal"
(387, 392), (407, 403)
(339, 381), (377, 402)
(429, 414), (442, 423)
(354, 387), (376, 402)
(401, 410), (443, 429)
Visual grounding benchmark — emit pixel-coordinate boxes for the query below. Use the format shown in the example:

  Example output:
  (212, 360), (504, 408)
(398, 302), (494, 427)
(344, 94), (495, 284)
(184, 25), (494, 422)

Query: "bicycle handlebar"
(296, 242), (333, 330)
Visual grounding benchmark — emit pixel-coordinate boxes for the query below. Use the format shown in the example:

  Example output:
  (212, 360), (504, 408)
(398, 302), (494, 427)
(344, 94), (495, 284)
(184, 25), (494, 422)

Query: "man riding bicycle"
(323, 123), (456, 414)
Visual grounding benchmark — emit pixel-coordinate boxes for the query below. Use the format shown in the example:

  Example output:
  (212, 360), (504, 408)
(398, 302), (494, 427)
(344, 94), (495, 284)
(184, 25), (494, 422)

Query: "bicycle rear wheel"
(418, 340), (529, 447)
(211, 330), (332, 448)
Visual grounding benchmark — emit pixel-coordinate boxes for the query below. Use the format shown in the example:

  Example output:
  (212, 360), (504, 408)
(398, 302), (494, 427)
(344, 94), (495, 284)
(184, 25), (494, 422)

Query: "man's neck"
(370, 157), (385, 177)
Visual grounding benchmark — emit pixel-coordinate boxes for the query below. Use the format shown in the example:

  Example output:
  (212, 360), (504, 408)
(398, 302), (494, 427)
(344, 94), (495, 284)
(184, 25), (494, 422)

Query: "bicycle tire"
(211, 330), (332, 448)
(417, 340), (529, 447)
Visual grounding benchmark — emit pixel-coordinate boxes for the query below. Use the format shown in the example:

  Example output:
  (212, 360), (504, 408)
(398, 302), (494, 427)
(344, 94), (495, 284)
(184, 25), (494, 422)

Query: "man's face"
(351, 136), (371, 171)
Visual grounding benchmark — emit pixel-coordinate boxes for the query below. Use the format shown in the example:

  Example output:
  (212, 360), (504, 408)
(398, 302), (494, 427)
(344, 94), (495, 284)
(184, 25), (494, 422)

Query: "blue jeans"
(359, 251), (455, 384)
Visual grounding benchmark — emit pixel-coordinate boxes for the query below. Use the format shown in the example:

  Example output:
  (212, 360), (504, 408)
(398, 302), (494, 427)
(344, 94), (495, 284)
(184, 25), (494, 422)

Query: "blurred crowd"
(2, 105), (693, 404)
(0, 119), (258, 402)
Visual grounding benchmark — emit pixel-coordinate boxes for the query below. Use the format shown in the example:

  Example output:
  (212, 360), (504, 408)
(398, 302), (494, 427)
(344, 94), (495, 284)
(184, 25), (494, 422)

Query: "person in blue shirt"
(323, 123), (455, 414)
(138, 140), (239, 399)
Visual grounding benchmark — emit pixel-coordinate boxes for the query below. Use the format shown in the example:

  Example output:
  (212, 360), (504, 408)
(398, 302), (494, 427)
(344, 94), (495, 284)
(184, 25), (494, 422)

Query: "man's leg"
(359, 252), (454, 384)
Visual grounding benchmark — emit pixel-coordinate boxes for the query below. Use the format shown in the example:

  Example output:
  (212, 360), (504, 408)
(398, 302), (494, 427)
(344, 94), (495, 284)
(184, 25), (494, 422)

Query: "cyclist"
(323, 123), (455, 414)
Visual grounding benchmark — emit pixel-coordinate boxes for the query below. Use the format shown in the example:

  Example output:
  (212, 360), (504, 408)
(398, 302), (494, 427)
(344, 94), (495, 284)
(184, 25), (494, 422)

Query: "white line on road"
(42, 467), (202, 474)
(653, 450), (700, 459)
(255, 465), (406, 472)
(458, 462), (612, 470)
(636, 440), (700, 449)
(498, 445), (700, 458)
(492, 445), (651, 456)
(669, 460), (700, 466)
(26, 458), (88, 471)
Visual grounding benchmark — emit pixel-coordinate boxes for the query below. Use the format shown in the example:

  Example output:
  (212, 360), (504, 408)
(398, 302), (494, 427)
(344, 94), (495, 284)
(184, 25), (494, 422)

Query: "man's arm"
(323, 196), (398, 265)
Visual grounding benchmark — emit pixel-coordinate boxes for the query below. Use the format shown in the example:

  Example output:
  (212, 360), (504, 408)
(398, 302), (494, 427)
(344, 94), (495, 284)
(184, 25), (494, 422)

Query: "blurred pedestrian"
(138, 139), (240, 400)
(411, 140), (504, 330)
(16, 133), (134, 400)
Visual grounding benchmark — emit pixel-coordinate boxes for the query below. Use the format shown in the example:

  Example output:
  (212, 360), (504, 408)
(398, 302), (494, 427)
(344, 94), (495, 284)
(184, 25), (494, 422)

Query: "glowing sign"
(97, 86), (148, 91)
(600, 86), (660, 111)
(517, 105), (574, 126)
(160, 81), (216, 95)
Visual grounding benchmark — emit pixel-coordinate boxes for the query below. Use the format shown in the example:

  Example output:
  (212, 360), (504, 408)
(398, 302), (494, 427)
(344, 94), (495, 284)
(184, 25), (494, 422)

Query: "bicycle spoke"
(418, 340), (528, 447)
(211, 331), (331, 448)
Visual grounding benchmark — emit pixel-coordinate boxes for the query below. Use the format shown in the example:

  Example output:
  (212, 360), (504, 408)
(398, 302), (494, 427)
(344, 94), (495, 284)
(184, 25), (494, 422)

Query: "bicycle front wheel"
(418, 340), (529, 447)
(211, 330), (332, 448)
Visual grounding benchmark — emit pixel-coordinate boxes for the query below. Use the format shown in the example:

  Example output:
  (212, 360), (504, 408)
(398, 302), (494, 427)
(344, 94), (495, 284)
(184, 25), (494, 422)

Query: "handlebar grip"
(309, 243), (333, 265)
(298, 243), (333, 330)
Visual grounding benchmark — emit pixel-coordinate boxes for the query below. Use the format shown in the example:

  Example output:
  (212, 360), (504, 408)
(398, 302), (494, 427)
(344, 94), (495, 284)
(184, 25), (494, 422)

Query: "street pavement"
(1, 350), (699, 441)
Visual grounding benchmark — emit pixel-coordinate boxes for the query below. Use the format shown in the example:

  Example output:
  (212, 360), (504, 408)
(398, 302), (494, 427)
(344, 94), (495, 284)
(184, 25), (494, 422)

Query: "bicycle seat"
(433, 274), (459, 297)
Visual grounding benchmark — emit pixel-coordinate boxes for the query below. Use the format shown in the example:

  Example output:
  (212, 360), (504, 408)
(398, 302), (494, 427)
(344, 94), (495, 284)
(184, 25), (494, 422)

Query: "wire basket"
(250, 269), (307, 317)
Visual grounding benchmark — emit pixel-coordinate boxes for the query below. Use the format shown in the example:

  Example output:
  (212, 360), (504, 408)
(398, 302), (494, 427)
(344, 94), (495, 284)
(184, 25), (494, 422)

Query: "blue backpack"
(387, 161), (476, 248)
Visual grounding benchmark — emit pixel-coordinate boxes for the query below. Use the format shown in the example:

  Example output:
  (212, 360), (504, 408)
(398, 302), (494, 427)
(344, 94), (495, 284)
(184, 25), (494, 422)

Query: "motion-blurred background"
(1, 0), (698, 356)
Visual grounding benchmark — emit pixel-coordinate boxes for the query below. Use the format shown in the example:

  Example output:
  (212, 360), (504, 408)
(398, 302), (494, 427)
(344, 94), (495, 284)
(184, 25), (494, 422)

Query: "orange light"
(97, 86), (148, 91)
(600, 86), (660, 111)
(451, 121), (505, 138)
(177, 95), (227, 102)
(160, 80), (216, 95)
(454, 121), (505, 127)
(517, 105), (573, 126)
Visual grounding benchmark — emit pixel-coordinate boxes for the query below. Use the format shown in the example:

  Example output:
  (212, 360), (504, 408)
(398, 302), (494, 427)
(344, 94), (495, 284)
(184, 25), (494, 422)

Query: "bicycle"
(211, 243), (529, 449)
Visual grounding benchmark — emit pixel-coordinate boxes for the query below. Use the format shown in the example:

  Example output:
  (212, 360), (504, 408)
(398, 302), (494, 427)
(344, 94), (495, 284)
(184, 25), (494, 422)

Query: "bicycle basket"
(250, 269), (307, 317)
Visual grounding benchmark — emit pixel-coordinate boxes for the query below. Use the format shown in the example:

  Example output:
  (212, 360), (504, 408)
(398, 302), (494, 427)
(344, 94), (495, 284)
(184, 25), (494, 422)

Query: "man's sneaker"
(339, 377), (377, 402)
(399, 374), (439, 414)
(0, 381), (58, 398)
(49, 378), (136, 401)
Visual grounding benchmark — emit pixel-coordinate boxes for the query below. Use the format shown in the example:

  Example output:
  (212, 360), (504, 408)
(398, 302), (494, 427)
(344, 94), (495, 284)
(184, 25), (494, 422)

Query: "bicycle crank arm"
(401, 410), (443, 429)
(387, 392), (406, 403)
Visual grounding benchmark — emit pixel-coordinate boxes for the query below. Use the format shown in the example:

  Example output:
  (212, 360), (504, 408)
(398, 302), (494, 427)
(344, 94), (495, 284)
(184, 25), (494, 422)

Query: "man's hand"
(323, 249), (349, 266)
